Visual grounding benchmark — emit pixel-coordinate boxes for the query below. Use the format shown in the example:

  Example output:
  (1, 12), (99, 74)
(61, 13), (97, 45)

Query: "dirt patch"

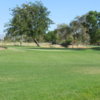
(0, 47), (6, 50)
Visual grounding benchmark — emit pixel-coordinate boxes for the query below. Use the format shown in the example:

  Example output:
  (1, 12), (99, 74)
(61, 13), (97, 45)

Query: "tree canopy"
(4, 3), (100, 47)
(5, 1), (53, 46)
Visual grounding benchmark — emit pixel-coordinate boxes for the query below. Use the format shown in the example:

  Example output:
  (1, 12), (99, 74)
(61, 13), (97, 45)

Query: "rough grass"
(0, 46), (100, 100)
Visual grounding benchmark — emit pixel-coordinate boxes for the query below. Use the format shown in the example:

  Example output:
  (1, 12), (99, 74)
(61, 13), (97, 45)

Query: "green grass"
(0, 46), (100, 100)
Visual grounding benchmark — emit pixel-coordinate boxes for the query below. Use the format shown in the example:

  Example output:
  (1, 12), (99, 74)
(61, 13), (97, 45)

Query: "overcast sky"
(0, 0), (100, 37)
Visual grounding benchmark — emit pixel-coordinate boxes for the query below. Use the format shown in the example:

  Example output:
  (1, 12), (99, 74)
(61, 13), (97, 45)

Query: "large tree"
(5, 1), (53, 46)
(79, 11), (100, 44)
(70, 17), (90, 45)
(54, 24), (72, 44)
(85, 11), (100, 44)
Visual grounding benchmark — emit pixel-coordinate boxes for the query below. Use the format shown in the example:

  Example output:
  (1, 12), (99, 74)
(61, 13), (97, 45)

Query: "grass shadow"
(91, 47), (100, 51)
(6, 45), (100, 51)
(27, 47), (88, 51)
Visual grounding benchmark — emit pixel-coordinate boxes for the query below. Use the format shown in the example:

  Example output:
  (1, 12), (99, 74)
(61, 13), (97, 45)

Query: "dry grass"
(0, 42), (91, 48)
(0, 42), (64, 48)
(0, 76), (17, 82)
(75, 67), (100, 75)
(68, 45), (90, 48)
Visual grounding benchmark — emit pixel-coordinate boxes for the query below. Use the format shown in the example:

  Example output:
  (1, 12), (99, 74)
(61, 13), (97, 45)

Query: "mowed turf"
(0, 47), (100, 100)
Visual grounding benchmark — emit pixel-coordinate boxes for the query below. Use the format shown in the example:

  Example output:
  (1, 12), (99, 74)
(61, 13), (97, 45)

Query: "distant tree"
(80, 11), (100, 44)
(70, 16), (90, 45)
(85, 11), (100, 44)
(57, 24), (68, 29)
(45, 30), (58, 44)
(55, 24), (72, 44)
(5, 1), (53, 46)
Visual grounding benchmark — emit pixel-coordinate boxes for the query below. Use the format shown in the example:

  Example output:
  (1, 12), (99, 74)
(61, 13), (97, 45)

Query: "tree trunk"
(33, 38), (40, 47)
(20, 41), (22, 46)
(20, 35), (23, 46)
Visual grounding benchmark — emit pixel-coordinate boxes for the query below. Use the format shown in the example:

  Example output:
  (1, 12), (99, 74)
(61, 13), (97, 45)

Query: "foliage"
(5, 1), (53, 46)
(4, 8), (100, 46)
(61, 39), (72, 47)
(82, 11), (100, 44)
(44, 30), (58, 44)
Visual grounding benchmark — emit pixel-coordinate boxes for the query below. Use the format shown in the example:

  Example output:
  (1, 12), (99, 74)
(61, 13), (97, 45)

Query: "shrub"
(61, 39), (72, 47)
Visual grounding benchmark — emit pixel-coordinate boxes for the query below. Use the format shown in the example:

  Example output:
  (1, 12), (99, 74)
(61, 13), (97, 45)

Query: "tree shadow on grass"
(10, 45), (100, 51)
(27, 47), (88, 51)
(91, 47), (100, 51)
(28, 47), (100, 51)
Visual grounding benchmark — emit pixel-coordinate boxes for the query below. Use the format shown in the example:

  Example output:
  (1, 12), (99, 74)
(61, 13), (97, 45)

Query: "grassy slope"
(0, 47), (100, 100)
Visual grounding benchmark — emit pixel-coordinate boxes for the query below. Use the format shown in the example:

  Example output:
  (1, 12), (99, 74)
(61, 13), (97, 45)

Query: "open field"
(0, 46), (100, 100)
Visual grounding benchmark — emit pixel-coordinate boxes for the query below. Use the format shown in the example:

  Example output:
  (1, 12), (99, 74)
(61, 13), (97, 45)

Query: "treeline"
(4, 1), (100, 47)
(45, 11), (100, 46)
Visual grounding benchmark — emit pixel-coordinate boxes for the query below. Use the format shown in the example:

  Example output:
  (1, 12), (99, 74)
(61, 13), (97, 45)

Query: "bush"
(61, 39), (72, 47)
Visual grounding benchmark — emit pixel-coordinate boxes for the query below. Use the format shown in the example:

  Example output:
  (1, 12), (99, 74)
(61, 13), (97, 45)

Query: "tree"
(82, 11), (100, 44)
(5, 1), (53, 46)
(55, 24), (72, 44)
(45, 30), (58, 44)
